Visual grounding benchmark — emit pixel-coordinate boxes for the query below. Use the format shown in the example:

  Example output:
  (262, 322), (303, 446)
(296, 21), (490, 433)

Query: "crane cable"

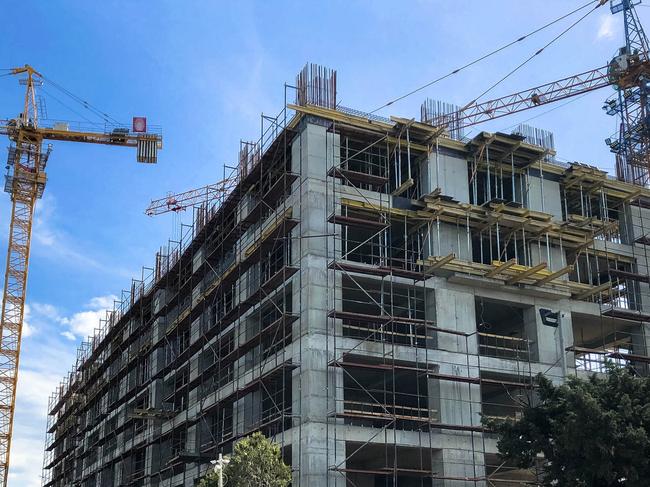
(463, 0), (608, 110)
(370, 0), (603, 114)
(1, 67), (124, 125)
(40, 87), (97, 125)
(40, 74), (124, 126)
(1, 68), (123, 124)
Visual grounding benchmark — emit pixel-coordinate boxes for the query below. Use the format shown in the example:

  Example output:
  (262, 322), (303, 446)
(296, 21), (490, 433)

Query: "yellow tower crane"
(0, 65), (162, 486)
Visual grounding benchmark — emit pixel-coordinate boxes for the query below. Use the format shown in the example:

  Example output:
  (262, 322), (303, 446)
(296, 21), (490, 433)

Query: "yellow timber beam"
(424, 253), (456, 271)
(507, 262), (548, 285)
(486, 259), (517, 278)
(534, 265), (574, 286)
(392, 178), (414, 196)
(574, 282), (612, 301)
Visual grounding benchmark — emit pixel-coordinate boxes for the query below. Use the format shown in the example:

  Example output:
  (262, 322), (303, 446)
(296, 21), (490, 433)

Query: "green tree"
(485, 366), (650, 487)
(198, 470), (220, 487)
(200, 432), (291, 487)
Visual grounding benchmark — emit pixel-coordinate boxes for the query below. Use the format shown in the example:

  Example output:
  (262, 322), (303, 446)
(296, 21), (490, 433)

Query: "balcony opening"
(571, 312), (647, 373)
(344, 442), (437, 487)
(476, 297), (532, 361)
(341, 357), (434, 431)
(340, 277), (432, 348)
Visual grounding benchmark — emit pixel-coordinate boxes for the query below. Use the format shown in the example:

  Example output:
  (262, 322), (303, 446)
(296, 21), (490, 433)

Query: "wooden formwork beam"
(424, 253), (456, 271)
(486, 259), (517, 278)
(574, 281), (612, 300)
(534, 265), (574, 286)
(507, 262), (547, 285)
(392, 178), (414, 196)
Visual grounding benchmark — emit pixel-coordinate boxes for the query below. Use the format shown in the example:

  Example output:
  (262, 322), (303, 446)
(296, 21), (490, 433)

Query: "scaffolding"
(311, 98), (650, 485)
(320, 109), (547, 486)
(41, 64), (650, 487)
(42, 71), (304, 486)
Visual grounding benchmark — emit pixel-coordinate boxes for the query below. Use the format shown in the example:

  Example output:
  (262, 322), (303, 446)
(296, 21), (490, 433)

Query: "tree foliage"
(485, 366), (650, 487)
(200, 432), (291, 487)
(198, 470), (220, 487)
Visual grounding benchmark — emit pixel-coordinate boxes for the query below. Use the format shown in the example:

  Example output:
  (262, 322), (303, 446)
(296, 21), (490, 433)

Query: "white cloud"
(58, 294), (116, 339)
(0, 299), (60, 341)
(8, 435), (45, 487)
(24, 194), (133, 279)
(60, 309), (108, 338)
(16, 369), (63, 418)
(25, 294), (117, 341)
(86, 295), (115, 310)
(10, 333), (78, 487)
(596, 14), (618, 41)
(21, 302), (60, 339)
(60, 331), (76, 341)
(30, 302), (61, 321)
(22, 304), (34, 338)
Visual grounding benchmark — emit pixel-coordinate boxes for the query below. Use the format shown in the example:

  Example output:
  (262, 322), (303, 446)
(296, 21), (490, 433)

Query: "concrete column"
(429, 222), (472, 261)
(430, 284), (484, 486)
(434, 285), (477, 355)
(528, 241), (567, 273)
(631, 323), (650, 375)
(524, 305), (573, 379)
(290, 121), (345, 487)
(433, 446), (486, 487)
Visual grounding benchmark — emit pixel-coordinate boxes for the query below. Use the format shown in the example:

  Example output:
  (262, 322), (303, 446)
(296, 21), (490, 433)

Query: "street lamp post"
(210, 453), (230, 487)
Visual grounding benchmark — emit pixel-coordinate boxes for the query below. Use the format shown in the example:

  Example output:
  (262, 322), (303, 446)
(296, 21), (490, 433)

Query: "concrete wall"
(524, 303), (574, 374)
(528, 241), (567, 273)
(429, 222), (472, 261)
(527, 174), (563, 220)
(428, 151), (470, 203)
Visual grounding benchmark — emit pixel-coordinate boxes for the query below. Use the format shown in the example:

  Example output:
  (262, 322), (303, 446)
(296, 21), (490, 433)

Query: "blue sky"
(1, 1), (648, 485)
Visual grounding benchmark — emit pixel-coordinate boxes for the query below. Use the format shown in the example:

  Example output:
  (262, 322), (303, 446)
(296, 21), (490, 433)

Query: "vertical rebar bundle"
(238, 140), (260, 179)
(296, 63), (337, 109)
(512, 124), (555, 151)
(421, 98), (465, 140)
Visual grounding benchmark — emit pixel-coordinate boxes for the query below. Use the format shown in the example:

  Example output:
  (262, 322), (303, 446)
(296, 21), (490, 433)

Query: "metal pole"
(213, 453), (229, 487)
(558, 312), (568, 381)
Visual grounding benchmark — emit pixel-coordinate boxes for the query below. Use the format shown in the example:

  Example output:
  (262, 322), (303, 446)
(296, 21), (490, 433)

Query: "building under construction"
(41, 63), (650, 487)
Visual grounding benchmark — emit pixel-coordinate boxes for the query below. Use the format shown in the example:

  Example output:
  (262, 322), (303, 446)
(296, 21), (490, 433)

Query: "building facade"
(42, 67), (650, 487)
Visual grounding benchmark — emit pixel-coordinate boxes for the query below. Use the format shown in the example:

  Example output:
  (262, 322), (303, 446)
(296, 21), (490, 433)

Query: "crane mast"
(0, 65), (162, 486)
(605, 0), (650, 185)
(0, 66), (46, 487)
